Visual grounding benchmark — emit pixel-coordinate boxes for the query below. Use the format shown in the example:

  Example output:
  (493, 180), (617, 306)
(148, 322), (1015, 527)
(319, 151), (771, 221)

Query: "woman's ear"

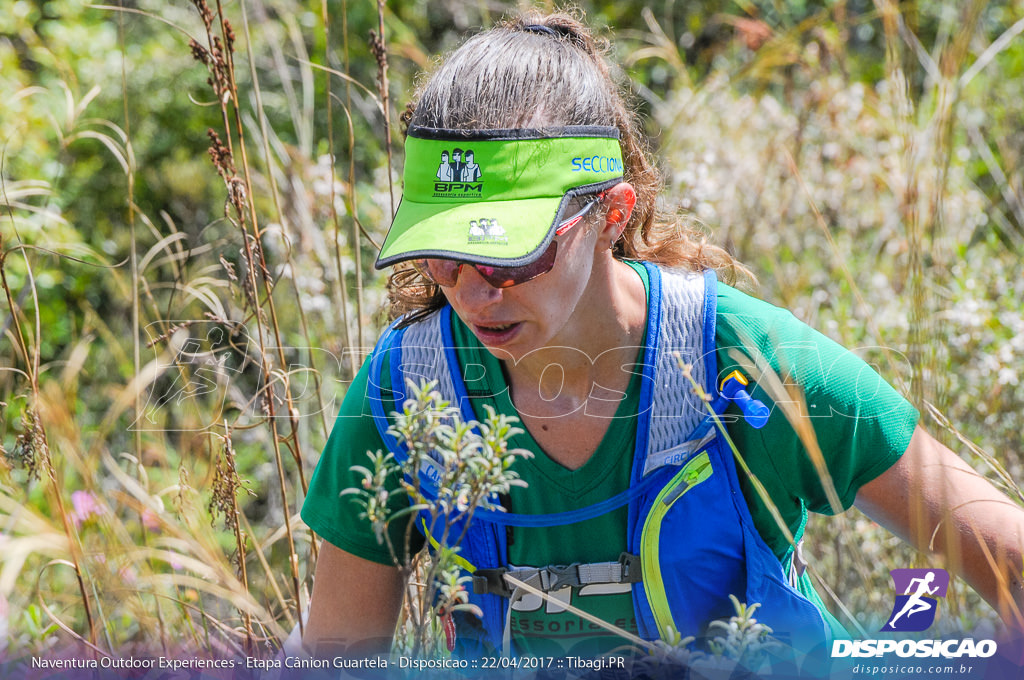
(601, 182), (636, 245)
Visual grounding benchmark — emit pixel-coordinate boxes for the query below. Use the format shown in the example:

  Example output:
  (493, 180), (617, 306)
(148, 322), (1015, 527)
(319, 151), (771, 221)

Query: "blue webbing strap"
(388, 330), (407, 409)
(626, 262), (663, 554)
(633, 261), (663, 484)
(702, 270), (719, 393)
(367, 319), (448, 501)
(440, 305), (476, 424)
(367, 318), (408, 459)
(470, 472), (666, 527)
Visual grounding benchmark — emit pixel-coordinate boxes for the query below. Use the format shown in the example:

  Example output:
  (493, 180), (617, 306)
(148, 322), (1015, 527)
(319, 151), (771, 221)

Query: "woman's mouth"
(472, 322), (522, 344)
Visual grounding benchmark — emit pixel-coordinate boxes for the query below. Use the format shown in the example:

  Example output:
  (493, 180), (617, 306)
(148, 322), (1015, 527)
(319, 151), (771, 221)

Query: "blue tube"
(720, 377), (770, 429)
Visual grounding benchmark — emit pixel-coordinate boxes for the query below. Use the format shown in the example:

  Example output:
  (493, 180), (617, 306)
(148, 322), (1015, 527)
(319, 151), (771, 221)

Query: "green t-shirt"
(300, 263), (919, 655)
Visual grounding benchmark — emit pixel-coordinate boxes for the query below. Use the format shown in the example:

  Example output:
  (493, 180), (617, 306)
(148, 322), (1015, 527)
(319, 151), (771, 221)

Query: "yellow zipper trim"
(639, 451), (714, 639)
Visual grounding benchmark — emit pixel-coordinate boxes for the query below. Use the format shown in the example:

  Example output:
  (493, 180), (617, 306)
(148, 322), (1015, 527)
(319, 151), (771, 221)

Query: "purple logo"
(881, 568), (950, 632)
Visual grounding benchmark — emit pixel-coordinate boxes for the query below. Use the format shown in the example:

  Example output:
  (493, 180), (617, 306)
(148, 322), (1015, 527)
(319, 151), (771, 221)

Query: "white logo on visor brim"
(467, 218), (507, 244)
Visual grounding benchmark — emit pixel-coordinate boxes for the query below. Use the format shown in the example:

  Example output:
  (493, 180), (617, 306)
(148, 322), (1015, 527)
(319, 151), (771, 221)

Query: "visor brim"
(375, 181), (617, 269)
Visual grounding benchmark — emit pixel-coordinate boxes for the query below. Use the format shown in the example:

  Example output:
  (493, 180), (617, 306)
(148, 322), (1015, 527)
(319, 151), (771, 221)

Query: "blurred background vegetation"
(1, 0), (1022, 659)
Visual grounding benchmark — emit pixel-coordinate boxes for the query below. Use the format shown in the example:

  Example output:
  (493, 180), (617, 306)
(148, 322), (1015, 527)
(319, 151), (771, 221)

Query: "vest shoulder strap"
(391, 306), (463, 411)
(641, 266), (717, 475)
(365, 309), (465, 496)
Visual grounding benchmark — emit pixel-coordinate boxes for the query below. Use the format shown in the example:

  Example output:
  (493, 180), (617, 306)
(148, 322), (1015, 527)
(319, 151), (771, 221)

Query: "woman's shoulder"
(715, 281), (787, 316)
(619, 265), (844, 354)
(712, 281), (918, 430)
(713, 282), (821, 351)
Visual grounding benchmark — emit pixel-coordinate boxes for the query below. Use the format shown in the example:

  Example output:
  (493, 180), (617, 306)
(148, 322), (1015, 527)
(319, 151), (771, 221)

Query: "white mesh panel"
(396, 311), (460, 411)
(645, 268), (709, 474)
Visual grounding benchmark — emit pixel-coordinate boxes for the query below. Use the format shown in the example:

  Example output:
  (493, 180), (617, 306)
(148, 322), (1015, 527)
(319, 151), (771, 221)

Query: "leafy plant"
(706, 596), (779, 671)
(622, 597), (781, 679)
(344, 378), (531, 657)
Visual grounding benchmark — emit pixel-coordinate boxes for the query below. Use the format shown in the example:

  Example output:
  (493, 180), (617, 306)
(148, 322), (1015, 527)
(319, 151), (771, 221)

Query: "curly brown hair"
(386, 10), (751, 324)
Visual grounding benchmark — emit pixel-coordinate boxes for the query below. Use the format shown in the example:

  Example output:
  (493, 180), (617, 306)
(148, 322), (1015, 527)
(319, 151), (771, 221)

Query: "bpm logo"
(881, 568), (950, 632)
(433, 148), (483, 197)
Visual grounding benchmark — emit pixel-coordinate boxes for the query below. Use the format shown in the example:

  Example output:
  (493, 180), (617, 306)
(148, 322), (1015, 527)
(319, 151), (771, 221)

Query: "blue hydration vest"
(365, 263), (829, 657)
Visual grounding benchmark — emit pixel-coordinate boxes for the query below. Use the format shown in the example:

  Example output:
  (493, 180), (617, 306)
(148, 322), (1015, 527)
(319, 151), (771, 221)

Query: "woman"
(300, 12), (1024, 661)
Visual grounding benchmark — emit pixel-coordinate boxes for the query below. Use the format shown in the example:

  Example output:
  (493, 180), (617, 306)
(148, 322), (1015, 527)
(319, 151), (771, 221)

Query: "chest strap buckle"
(472, 552), (642, 598)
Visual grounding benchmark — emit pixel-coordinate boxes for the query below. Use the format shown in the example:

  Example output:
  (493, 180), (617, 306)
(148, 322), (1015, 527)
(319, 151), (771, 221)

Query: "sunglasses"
(411, 197), (601, 289)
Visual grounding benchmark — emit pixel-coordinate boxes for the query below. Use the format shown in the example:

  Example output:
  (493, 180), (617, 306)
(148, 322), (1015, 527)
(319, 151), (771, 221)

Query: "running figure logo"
(881, 568), (950, 632)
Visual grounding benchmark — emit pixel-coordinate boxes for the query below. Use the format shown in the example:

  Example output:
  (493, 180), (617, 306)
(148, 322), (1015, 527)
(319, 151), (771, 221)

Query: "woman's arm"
(303, 539), (406, 656)
(855, 425), (1024, 630)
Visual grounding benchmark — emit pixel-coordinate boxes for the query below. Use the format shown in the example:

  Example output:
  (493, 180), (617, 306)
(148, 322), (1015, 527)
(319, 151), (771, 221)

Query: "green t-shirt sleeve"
(715, 284), (919, 524)
(300, 356), (422, 565)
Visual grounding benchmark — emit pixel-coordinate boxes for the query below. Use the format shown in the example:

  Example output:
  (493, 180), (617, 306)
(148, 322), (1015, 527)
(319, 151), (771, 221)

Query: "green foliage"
(624, 596), (781, 677)
(706, 596), (778, 668)
(14, 604), (60, 655)
(345, 379), (530, 657)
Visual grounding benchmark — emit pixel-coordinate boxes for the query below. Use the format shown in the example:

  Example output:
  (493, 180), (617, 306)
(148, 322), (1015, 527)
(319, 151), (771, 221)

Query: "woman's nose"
(451, 265), (502, 311)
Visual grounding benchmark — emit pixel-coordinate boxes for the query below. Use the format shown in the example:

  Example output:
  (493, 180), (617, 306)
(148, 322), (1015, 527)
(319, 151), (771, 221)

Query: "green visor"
(375, 126), (624, 269)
